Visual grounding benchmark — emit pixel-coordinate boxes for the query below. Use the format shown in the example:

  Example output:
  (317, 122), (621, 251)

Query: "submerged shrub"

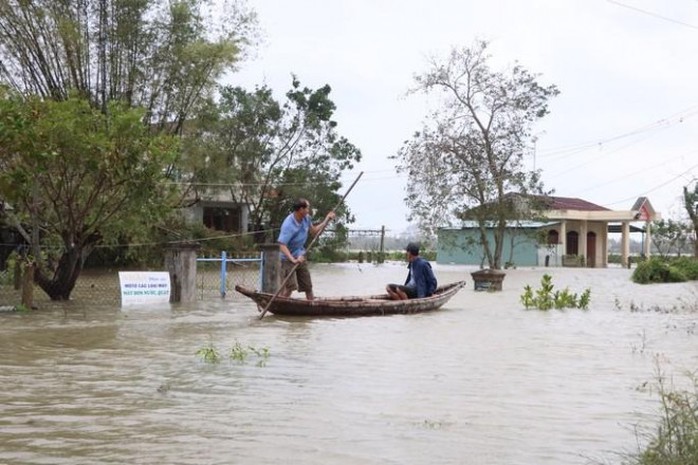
(632, 257), (689, 284)
(520, 274), (591, 310)
(623, 372), (698, 465)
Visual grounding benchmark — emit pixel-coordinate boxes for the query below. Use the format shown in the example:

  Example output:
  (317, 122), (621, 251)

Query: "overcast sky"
(231, 0), (698, 234)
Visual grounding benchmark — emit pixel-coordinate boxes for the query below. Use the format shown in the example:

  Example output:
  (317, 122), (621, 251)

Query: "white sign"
(118, 272), (171, 306)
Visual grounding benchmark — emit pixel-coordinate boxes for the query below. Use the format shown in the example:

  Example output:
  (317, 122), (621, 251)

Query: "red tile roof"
(537, 195), (610, 212)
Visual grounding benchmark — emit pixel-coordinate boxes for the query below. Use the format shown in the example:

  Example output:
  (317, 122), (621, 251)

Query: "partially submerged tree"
(0, 93), (178, 300)
(394, 41), (559, 269)
(0, 0), (259, 298)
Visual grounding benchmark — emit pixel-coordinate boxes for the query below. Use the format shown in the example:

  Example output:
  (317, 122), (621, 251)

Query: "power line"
(537, 105), (698, 161)
(571, 148), (698, 196)
(603, 161), (698, 207)
(607, 0), (698, 30)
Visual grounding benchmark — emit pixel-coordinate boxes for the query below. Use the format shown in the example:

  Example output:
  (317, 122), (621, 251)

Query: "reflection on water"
(1, 263), (696, 465)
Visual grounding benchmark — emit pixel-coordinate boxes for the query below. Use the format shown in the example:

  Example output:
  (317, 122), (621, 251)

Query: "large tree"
(0, 92), (178, 300)
(0, 0), (258, 298)
(394, 41), (559, 269)
(179, 77), (362, 241)
(0, 0), (257, 131)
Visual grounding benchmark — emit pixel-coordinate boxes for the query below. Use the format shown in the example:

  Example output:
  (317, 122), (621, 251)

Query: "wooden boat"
(234, 281), (467, 317)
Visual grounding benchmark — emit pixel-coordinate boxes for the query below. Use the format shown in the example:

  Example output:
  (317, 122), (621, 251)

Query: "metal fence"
(0, 251), (262, 308)
(195, 251), (262, 300)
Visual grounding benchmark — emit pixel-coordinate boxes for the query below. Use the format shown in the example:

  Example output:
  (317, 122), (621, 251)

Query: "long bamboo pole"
(259, 171), (364, 319)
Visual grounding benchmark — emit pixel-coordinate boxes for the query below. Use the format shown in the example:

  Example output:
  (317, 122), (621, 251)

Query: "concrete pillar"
(621, 221), (630, 268)
(560, 221), (567, 256)
(165, 243), (200, 303)
(579, 220), (588, 266)
(644, 221), (652, 258)
(259, 243), (281, 294)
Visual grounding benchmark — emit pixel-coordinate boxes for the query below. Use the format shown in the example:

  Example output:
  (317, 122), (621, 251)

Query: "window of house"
(203, 207), (241, 232)
(566, 231), (579, 255)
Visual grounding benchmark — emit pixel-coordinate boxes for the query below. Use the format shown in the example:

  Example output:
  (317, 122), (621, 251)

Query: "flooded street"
(1, 263), (697, 465)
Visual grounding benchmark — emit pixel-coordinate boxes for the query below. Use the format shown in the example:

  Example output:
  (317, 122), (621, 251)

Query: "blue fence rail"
(196, 251), (263, 298)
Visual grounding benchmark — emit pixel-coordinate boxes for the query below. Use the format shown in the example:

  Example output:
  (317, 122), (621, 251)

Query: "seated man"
(386, 242), (437, 300)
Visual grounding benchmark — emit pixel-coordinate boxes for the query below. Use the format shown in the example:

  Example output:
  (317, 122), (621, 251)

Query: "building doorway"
(587, 232), (596, 268)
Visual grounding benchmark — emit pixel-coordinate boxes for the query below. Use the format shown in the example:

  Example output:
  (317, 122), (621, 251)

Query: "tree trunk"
(21, 262), (34, 308)
(34, 246), (83, 300)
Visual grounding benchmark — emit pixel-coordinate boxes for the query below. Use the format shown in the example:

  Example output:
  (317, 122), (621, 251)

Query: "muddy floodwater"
(1, 263), (697, 465)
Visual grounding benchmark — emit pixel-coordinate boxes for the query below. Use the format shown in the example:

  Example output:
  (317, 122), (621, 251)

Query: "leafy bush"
(632, 257), (691, 284)
(672, 257), (698, 280)
(520, 274), (591, 310)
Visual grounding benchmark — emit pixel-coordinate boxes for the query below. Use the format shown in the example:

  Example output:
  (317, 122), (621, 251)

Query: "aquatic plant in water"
(196, 342), (221, 363)
(520, 274), (591, 310)
(197, 340), (270, 366)
(231, 341), (271, 367)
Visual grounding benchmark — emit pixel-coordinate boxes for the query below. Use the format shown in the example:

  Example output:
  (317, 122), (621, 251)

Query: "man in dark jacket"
(386, 242), (437, 300)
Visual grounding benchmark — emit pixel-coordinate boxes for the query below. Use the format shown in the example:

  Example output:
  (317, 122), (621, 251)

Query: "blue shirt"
(405, 257), (438, 298)
(277, 213), (312, 260)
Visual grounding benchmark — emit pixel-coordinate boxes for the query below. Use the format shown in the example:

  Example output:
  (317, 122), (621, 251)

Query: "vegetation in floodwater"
(196, 342), (221, 364)
(619, 369), (698, 465)
(520, 274), (591, 310)
(197, 340), (270, 366)
(231, 340), (270, 367)
(229, 340), (248, 363)
(631, 256), (698, 284)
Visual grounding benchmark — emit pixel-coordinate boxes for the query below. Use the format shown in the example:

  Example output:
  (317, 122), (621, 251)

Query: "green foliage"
(0, 0), (257, 130)
(0, 94), (179, 299)
(651, 219), (694, 258)
(0, 251), (18, 285)
(180, 79), (361, 253)
(14, 303), (30, 313)
(520, 274), (591, 310)
(196, 342), (221, 364)
(623, 372), (698, 465)
(230, 341), (270, 367)
(229, 341), (248, 362)
(631, 257), (696, 284)
(198, 340), (270, 367)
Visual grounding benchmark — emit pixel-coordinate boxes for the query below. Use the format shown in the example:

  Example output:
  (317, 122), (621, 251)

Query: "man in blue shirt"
(386, 242), (437, 300)
(277, 198), (335, 300)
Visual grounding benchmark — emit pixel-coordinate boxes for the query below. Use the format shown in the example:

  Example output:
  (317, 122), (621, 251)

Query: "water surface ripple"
(1, 264), (696, 465)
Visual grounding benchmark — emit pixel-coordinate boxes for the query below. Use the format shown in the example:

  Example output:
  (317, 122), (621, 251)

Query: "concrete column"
(621, 221), (630, 268)
(579, 220), (588, 266)
(165, 243), (200, 303)
(644, 221), (652, 258)
(560, 221), (567, 256)
(259, 243), (281, 294)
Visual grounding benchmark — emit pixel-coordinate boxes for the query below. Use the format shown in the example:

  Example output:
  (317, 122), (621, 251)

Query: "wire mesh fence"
(195, 252), (262, 300)
(0, 252), (262, 308)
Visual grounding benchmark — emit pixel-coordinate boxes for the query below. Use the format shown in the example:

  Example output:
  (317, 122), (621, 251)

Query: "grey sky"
(232, 0), (698, 233)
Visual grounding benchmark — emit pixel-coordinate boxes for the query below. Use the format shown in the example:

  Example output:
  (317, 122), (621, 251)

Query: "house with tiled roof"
(436, 195), (660, 268)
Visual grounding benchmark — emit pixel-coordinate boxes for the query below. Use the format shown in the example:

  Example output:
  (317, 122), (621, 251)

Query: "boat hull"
(235, 281), (467, 317)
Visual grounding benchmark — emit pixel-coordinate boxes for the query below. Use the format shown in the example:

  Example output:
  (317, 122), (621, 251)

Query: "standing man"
(278, 198), (335, 300)
(386, 242), (438, 300)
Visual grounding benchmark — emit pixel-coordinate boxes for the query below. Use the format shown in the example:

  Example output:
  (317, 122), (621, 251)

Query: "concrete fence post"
(165, 243), (200, 303)
(258, 243), (280, 294)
